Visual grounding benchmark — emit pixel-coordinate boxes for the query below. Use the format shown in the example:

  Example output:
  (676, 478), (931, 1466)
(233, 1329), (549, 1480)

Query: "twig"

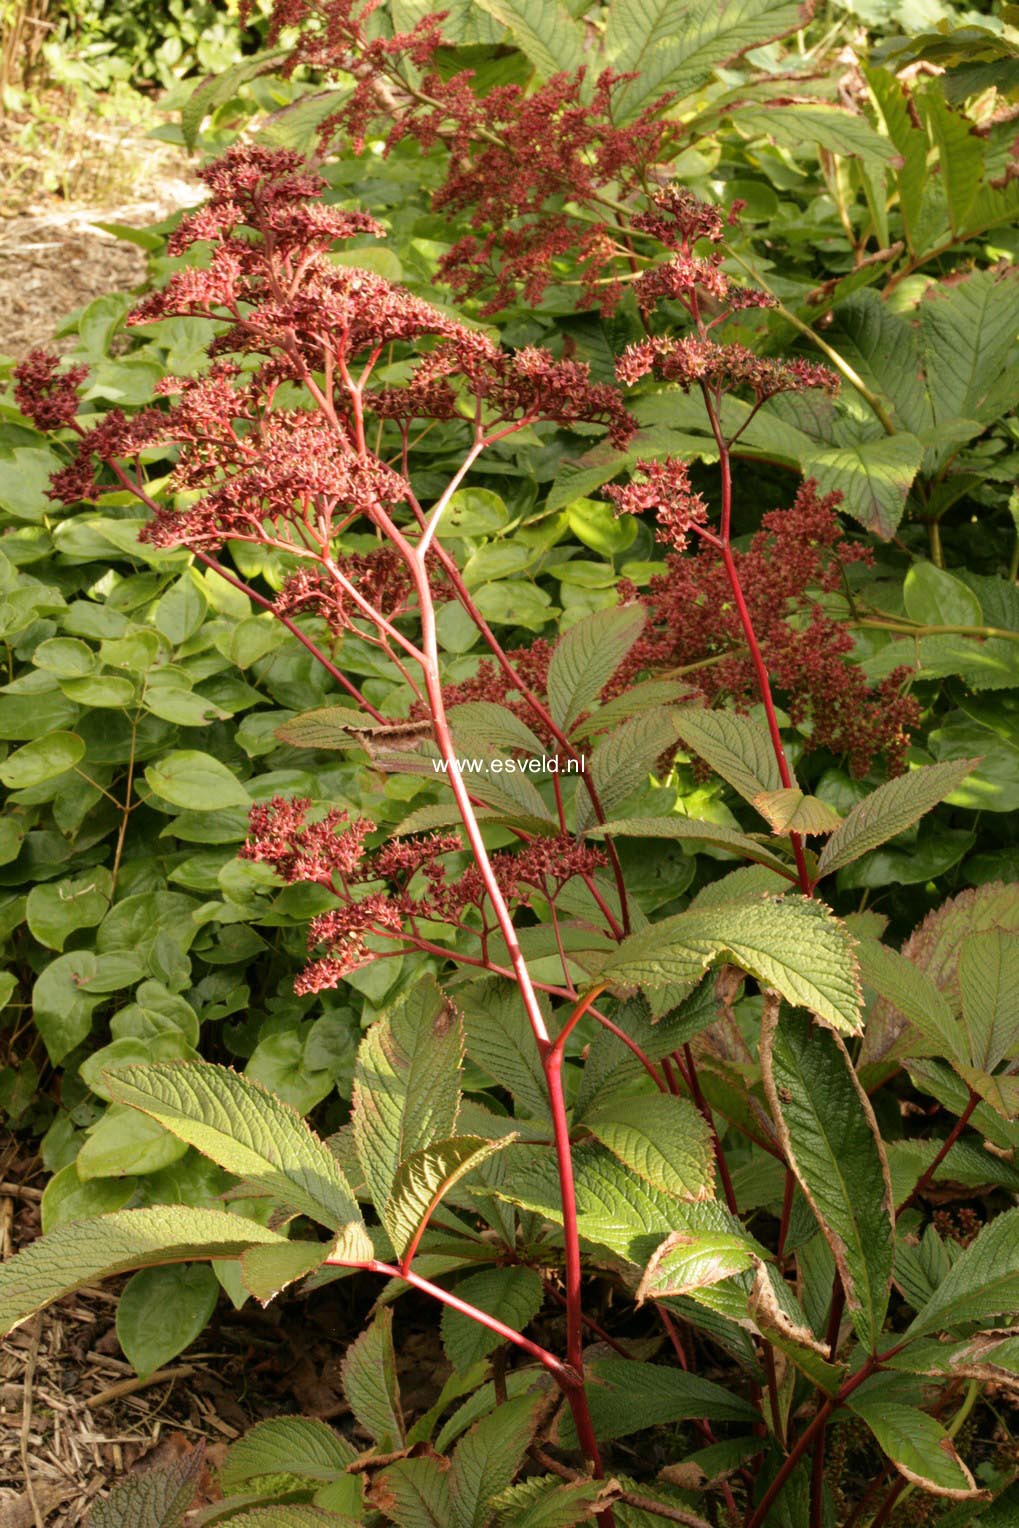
(19, 1316), (45, 1528)
(87, 1364), (196, 1410)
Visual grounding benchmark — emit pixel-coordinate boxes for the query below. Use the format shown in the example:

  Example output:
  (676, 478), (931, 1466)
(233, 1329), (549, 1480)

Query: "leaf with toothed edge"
(816, 759), (980, 879)
(847, 1394), (984, 1499)
(386, 1135), (514, 1255)
(340, 1307), (405, 1450)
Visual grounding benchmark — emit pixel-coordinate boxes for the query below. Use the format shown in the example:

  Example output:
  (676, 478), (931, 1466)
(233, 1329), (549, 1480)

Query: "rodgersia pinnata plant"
(6, 140), (1019, 1528)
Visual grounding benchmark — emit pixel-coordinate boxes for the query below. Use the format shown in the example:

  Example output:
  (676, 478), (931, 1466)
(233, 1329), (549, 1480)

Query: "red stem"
(896, 1089), (978, 1214)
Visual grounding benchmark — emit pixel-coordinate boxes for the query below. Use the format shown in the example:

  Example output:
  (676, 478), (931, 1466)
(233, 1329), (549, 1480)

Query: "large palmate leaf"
(816, 759), (979, 880)
(603, 894), (862, 1034)
(340, 1307), (405, 1450)
(0, 1207), (284, 1335)
(761, 1010), (893, 1352)
(546, 603), (646, 734)
(586, 1094), (714, 1202)
(847, 1393), (981, 1499)
(907, 1208), (1019, 1337)
(671, 708), (782, 804)
(605, 0), (808, 121)
(104, 1062), (360, 1230)
(471, 0), (584, 75)
(352, 977), (463, 1221)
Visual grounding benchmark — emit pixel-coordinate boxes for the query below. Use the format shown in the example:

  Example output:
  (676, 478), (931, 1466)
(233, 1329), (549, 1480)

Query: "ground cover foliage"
(2, 0), (1019, 1524)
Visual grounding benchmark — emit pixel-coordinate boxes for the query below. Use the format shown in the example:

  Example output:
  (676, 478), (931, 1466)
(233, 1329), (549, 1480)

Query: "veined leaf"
(854, 938), (966, 1066)
(587, 1095), (714, 1202)
(588, 814), (795, 878)
(492, 1143), (674, 1261)
(441, 1266), (544, 1373)
(202, 1510), (358, 1526)
(671, 708), (782, 804)
(460, 983), (551, 1120)
(921, 91), (984, 236)
(575, 710), (680, 830)
(546, 604), (646, 734)
(805, 433), (925, 540)
(908, 1199), (1019, 1332)
(492, 1474), (618, 1528)
(340, 1307), (404, 1449)
(88, 1443), (202, 1528)
(604, 894), (862, 1035)
(0, 1206), (284, 1336)
(636, 1228), (757, 1302)
(450, 1395), (542, 1528)
(826, 292), (933, 437)
(240, 1239), (340, 1305)
(376, 1456), (452, 1528)
(753, 789), (842, 837)
(606, 0), (808, 122)
(387, 1135), (512, 1256)
(761, 1009), (893, 1352)
(847, 1394), (982, 1499)
(104, 1062), (360, 1230)
(448, 701), (545, 758)
(273, 705), (380, 749)
(352, 978), (463, 1223)
(471, 0), (584, 76)
(220, 1416), (356, 1492)
(920, 269), (1019, 426)
(958, 930), (1019, 1071)
(816, 759), (980, 880)
(558, 1357), (758, 1449)
(733, 103), (897, 163)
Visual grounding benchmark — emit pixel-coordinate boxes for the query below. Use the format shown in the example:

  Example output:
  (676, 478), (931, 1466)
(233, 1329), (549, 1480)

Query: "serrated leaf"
(220, 1416), (356, 1493)
(636, 1228), (756, 1302)
(587, 815), (795, 879)
(604, 895), (863, 1035)
(761, 1009), (893, 1352)
(340, 1307), (404, 1449)
(576, 711), (680, 830)
(816, 760), (979, 879)
(826, 292), (933, 437)
(558, 1357), (758, 1449)
(587, 1095), (714, 1201)
(387, 1135), (512, 1256)
(805, 433), (925, 539)
(907, 1207), (1019, 1338)
(104, 1061), (360, 1230)
(450, 1394), (542, 1528)
(375, 1456), (452, 1528)
(459, 984), (551, 1120)
(448, 701), (545, 757)
(87, 1444), (203, 1528)
(273, 705), (376, 749)
(734, 103), (896, 163)
(921, 91), (984, 236)
(441, 1267), (545, 1373)
(847, 1395), (982, 1499)
(958, 930), (1019, 1070)
(199, 1511), (357, 1526)
(854, 937), (966, 1066)
(0, 1207), (284, 1335)
(180, 47), (290, 149)
(753, 789), (842, 837)
(240, 1239), (335, 1304)
(671, 708), (782, 804)
(493, 1475), (616, 1528)
(920, 269), (1019, 426)
(471, 0), (584, 75)
(352, 978), (463, 1225)
(546, 604), (646, 734)
(607, 0), (808, 121)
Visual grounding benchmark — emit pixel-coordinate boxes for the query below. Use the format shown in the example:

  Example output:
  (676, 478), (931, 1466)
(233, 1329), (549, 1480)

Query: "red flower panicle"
(606, 458), (708, 553)
(13, 351), (88, 431)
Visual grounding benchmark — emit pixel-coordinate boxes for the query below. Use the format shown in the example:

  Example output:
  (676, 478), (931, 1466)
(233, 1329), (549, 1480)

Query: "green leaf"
(492, 1475), (617, 1528)
(921, 91), (984, 236)
(671, 708), (782, 805)
(904, 563), (983, 628)
(752, 789), (842, 837)
(450, 1394), (541, 1528)
(376, 1456), (452, 1528)
(636, 1228), (757, 1302)
(470, 0), (584, 76)
(604, 895), (863, 1035)
(240, 1238), (337, 1304)
(220, 1416), (356, 1493)
(920, 269), (1019, 426)
(200, 1511), (357, 1526)
(441, 1267), (544, 1373)
(0, 731), (84, 788)
(816, 760), (979, 880)
(352, 978), (463, 1225)
(587, 1094), (714, 1201)
(546, 604), (646, 734)
(87, 1442), (202, 1528)
(958, 930), (1019, 1070)
(26, 869), (112, 951)
(805, 433), (925, 539)
(340, 1307), (405, 1449)
(826, 292), (933, 436)
(733, 103), (896, 163)
(144, 750), (251, 809)
(588, 813), (795, 878)
(116, 1264), (219, 1377)
(76, 1107), (189, 1180)
(387, 1135), (512, 1256)
(761, 1009), (893, 1351)
(273, 706), (373, 750)
(576, 711), (680, 830)
(0, 1206), (284, 1336)
(41, 1165), (135, 1234)
(180, 46), (290, 149)
(460, 984), (550, 1119)
(448, 701), (545, 758)
(32, 951), (104, 1064)
(606, 0), (808, 121)
(854, 937), (965, 1066)
(103, 1061), (361, 1230)
(0, 447), (63, 523)
(558, 1357), (758, 1449)
(847, 1394), (981, 1499)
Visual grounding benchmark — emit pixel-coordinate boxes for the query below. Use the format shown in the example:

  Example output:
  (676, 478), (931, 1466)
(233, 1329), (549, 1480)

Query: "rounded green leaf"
(144, 750), (251, 809)
(0, 732), (85, 788)
(41, 1163), (136, 1234)
(117, 1263), (220, 1377)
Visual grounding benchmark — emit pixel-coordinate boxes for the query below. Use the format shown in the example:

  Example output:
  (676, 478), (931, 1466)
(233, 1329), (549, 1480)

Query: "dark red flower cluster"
(12, 351), (88, 431)
(242, 796), (376, 886)
(616, 336), (838, 402)
(606, 457), (709, 553)
(608, 481), (919, 776)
